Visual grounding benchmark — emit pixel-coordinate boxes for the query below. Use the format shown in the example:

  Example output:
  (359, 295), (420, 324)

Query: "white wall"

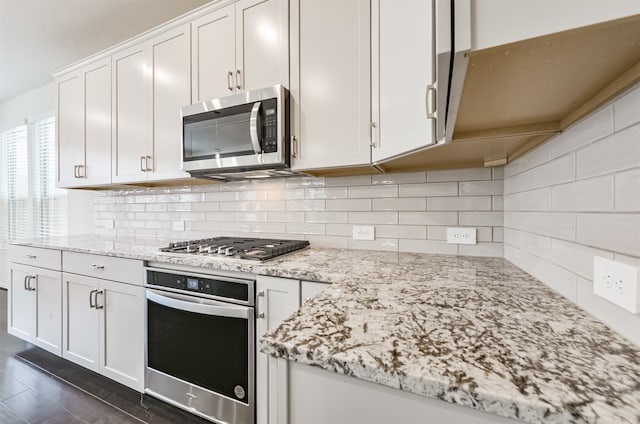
(0, 83), (96, 288)
(503, 84), (640, 345)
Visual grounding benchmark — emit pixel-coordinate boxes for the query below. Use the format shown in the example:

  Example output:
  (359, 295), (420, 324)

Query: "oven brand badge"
(234, 385), (246, 400)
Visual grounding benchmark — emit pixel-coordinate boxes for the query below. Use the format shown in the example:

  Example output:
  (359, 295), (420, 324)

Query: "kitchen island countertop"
(10, 235), (640, 423)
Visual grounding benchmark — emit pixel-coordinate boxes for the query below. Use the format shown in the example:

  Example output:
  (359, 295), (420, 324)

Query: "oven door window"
(147, 298), (249, 404)
(183, 103), (257, 160)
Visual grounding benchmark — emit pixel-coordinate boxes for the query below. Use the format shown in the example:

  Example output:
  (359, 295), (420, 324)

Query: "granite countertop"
(10, 236), (640, 423)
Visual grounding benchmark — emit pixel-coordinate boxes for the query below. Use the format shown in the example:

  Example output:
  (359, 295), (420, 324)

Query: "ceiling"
(0, 0), (211, 104)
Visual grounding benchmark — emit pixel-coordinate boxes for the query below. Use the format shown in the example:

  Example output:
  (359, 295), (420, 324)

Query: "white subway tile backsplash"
(285, 177), (325, 188)
(325, 224), (352, 237)
(305, 235), (349, 249)
(305, 187), (348, 199)
(372, 172), (426, 185)
(219, 181), (251, 192)
(503, 188), (552, 212)
(304, 212), (349, 224)
(235, 191), (269, 201)
(613, 85), (640, 131)
(267, 189), (306, 200)
(267, 211), (305, 223)
(576, 213), (640, 257)
(459, 242), (503, 258)
(399, 212), (458, 226)
(348, 212), (398, 225)
(427, 226), (492, 242)
(220, 200), (285, 212)
(326, 199), (371, 212)
(551, 106), (614, 158)
(285, 199), (325, 211)
(459, 212), (503, 226)
(349, 185), (398, 198)
(191, 202), (220, 212)
(518, 231), (552, 260)
(285, 222), (325, 235)
(614, 168), (640, 211)
(398, 182), (458, 197)
(372, 198), (426, 211)
(503, 212), (576, 241)
(326, 175), (372, 187)
(234, 212), (268, 222)
(459, 180), (503, 196)
(576, 123), (640, 179)
(179, 193), (205, 202)
(492, 167), (504, 180)
(399, 239), (458, 255)
(428, 168), (491, 182)
(550, 176), (614, 212)
(505, 154), (575, 194)
(205, 192), (235, 202)
(427, 196), (492, 211)
(376, 225), (427, 240)
(250, 223), (286, 233)
(492, 196), (503, 211)
(551, 239), (613, 280)
(493, 227), (504, 242)
(349, 238), (398, 252)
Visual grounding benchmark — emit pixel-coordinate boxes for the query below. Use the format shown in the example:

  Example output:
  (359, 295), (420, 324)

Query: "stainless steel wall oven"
(144, 267), (255, 424)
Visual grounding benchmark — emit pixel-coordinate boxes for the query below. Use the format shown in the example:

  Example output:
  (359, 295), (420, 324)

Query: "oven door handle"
(146, 289), (252, 320)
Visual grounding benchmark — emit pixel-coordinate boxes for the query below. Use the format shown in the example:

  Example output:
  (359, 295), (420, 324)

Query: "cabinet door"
(371, 0), (435, 162)
(112, 44), (151, 183)
(256, 276), (300, 424)
(57, 73), (84, 188)
(236, 0), (289, 93)
(99, 280), (144, 392)
(33, 268), (62, 355)
(83, 58), (112, 186)
(290, 0), (371, 170)
(8, 264), (35, 341)
(149, 25), (191, 181)
(192, 5), (236, 102)
(62, 273), (100, 372)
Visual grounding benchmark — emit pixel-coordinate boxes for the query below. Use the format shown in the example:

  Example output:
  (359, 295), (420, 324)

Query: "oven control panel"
(146, 269), (253, 305)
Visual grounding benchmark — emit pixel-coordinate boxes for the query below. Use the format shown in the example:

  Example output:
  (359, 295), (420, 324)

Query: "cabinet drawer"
(63, 251), (143, 285)
(8, 246), (62, 271)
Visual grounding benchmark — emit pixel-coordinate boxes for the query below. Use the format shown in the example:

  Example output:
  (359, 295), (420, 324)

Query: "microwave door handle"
(249, 101), (262, 154)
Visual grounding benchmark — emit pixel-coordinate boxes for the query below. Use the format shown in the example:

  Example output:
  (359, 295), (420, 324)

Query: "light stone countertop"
(10, 236), (640, 423)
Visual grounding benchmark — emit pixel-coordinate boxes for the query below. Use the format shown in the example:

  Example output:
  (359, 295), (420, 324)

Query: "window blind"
(0, 116), (66, 246)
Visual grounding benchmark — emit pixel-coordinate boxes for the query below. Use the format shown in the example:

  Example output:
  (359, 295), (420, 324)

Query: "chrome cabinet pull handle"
(140, 155), (146, 172)
(236, 69), (242, 90)
(78, 165), (84, 178)
(426, 83), (437, 120)
(146, 155), (152, 172)
(291, 136), (297, 158)
(23, 275), (29, 291)
(256, 291), (265, 319)
(227, 71), (233, 92)
(95, 290), (104, 309)
(90, 264), (105, 270)
(27, 275), (36, 291)
(89, 289), (98, 308)
(370, 122), (378, 148)
(27, 254), (37, 259)
(73, 165), (78, 178)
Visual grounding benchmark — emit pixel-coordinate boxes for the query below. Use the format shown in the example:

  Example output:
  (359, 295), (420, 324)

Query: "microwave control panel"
(263, 98), (278, 153)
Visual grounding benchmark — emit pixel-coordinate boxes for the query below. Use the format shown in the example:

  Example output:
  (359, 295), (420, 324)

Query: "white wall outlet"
(352, 225), (375, 241)
(446, 227), (477, 245)
(593, 256), (640, 314)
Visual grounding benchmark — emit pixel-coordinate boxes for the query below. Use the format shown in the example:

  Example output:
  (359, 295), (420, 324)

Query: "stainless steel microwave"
(181, 85), (292, 179)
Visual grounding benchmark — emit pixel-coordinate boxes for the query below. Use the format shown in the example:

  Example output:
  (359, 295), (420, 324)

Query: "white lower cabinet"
(62, 272), (144, 392)
(255, 276), (301, 424)
(8, 263), (62, 355)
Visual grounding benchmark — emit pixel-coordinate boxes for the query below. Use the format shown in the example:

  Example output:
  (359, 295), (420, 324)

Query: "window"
(0, 116), (66, 248)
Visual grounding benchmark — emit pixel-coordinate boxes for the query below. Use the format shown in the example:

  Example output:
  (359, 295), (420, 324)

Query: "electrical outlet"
(446, 227), (477, 245)
(352, 225), (375, 241)
(593, 256), (640, 314)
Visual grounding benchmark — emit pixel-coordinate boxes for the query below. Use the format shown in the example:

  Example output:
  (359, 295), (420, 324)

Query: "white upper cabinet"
(112, 24), (191, 184)
(111, 44), (152, 184)
(57, 73), (84, 187)
(57, 58), (112, 188)
(290, 0), (371, 171)
(150, 24), (191, 181)
(192, 5), (237, 102)
(192, 0), (288, 103)
(371, 0), (436, 163)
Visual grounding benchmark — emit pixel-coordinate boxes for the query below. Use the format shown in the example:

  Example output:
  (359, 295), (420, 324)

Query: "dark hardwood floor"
(0, 289), (211, 424)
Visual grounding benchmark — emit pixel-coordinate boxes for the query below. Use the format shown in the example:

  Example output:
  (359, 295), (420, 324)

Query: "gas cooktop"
(159, 237), (309, 261)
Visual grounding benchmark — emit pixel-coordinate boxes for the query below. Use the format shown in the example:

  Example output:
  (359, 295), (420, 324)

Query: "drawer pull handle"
(27, 254), (37, 259)
(90, 264), (105, 270)
(89, 289), (98, 308)
(27, 275), (37, 291)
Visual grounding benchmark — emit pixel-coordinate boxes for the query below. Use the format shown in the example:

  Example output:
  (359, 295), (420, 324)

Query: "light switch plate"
(593, 256), (640, 314)
(352, 225), (375, 241)
(446, 227), (477, 245)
